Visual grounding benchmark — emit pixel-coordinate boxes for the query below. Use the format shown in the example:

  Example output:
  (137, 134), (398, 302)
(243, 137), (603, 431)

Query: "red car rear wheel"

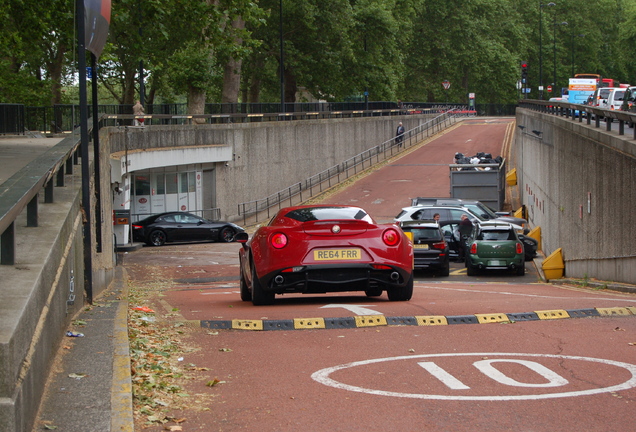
(251, 265), (274, 306)
(387, 273), (413, 301)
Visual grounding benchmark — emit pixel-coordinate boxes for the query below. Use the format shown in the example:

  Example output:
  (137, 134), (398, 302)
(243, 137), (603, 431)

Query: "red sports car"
(236, 205), (414, 305)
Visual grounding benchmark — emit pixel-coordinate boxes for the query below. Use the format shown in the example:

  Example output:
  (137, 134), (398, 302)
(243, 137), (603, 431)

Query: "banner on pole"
(85, 0), (111, 59)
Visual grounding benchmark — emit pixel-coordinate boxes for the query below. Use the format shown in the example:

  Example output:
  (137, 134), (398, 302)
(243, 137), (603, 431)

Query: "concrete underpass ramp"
(0, 136), (63, 184)
(318, 117), (515, 222)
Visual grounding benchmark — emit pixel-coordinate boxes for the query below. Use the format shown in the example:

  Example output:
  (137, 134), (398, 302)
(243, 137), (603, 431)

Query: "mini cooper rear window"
(285, 207), (371, 222)
(478, 230), (515, 241)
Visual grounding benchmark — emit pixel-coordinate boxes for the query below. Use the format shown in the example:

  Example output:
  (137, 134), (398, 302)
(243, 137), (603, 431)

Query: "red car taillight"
(270, 232), (288, 249)
(382, 228), (401, 246)
(432, 241), (446, 250)
(516, 242), (523, 254)
(132, 225), (143, 230)
(470, 243), (477, 254)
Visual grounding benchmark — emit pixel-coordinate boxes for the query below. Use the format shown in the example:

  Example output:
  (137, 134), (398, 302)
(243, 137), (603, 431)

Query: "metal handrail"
(0, 125), (88, 264)
(101, 107), (440, 127)
(518, 99), (636, 139)
(237, 110), (464, 225)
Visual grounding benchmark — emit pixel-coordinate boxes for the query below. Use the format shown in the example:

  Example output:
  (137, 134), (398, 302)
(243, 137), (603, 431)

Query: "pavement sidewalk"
(33, 266), (133, 432)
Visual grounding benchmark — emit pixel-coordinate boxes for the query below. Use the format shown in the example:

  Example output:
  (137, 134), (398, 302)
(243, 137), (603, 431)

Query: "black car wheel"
(387, 273), (413, 301)
(516, 264), (525, 276)
(251, 265), (274, 306)
(219, 227), (235, 243)
(239, 267), (251, 301)
(438, 263), (450, 277)
(148, 229), (167, 246)
(365, 287), (383, 297)
(466, 258), (478, 276)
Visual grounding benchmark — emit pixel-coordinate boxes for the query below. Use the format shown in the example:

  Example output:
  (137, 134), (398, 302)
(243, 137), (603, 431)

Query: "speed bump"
(198, 305), (636, 331)
(535, 309), (570, 320)
(475, 313), (511, 324)
(294, 318), (326, 329)
(354, 315), (388, 327)
(415, 315), (448, 326)
(232, 319), (263, 330)
(596, 307), (633, 316)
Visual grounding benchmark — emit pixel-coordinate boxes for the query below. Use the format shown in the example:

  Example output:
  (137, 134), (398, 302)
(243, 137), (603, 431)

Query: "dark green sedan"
(465, 222), (525, 276)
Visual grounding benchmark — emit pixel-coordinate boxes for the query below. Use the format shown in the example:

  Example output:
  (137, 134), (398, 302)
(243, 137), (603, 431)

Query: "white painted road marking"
(472, 359), (569, 388)
(311, 353), (636, 401)
(418, 362), (470, 390)
(321, 304), (383, 315)
(418, 284), (636, 304)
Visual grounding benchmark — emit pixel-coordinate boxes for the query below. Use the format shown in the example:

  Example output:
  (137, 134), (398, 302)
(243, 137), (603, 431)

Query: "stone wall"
(514, 108), (636, 283)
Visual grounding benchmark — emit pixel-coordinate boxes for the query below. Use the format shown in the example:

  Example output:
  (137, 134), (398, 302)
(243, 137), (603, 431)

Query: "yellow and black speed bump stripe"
(198, 307), (635, 331)
(447, 315), (480, 325)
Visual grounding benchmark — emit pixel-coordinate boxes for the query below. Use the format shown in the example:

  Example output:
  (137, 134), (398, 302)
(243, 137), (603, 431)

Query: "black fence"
(0, 104), (25, 134)
(1, 102), (517, 134)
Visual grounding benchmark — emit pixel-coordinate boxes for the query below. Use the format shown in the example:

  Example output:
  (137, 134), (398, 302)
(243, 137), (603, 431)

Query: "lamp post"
(553, 20), (568, 94)
(571, 33), (585, 77)
(279, 0), (284, 113)
(539, 2), (556, 100)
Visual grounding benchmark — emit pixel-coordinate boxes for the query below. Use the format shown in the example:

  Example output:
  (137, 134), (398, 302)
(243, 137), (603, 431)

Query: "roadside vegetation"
(3, 0), (636, 109)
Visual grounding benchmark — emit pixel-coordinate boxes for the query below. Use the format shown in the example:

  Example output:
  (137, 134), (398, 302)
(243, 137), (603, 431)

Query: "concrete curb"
(33, 266), (134, 432)
(110, 266), (134, 431)
(532, 251), (636, 294)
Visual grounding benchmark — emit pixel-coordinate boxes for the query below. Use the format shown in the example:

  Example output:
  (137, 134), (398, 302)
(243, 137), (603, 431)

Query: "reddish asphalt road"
(123, 118), (636, 431)
(318, 117), (515, 222)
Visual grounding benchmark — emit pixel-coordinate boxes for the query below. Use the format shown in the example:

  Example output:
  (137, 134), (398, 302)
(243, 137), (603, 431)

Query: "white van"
(594, 87), (625, 109)
(606, 88), (626, 110)
(593, 87), (619, 109)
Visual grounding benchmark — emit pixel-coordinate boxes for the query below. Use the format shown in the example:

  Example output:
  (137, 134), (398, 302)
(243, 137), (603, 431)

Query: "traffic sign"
(547, 85), (553, 92)
(442, 80), (451, 90)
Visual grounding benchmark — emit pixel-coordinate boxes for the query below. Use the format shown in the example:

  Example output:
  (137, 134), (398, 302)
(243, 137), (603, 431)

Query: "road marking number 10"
(419, 359), (569, 389)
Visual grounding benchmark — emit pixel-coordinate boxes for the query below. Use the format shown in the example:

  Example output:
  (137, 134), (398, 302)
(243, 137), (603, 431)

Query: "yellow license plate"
(314, 248), (361, 261)
(413, 244), (429, 249)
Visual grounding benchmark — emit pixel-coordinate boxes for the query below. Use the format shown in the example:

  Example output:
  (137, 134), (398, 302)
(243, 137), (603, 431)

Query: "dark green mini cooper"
(465, 222), (525, 276)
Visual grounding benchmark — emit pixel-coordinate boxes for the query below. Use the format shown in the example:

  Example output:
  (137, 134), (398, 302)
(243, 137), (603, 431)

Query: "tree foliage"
(1, 0), (636, 109)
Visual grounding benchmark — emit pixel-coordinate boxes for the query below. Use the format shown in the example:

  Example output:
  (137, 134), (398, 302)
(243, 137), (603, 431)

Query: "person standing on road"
(133, 100), (145, 127)
(457, 214), (474, 260)
(395, 122), (405, 147)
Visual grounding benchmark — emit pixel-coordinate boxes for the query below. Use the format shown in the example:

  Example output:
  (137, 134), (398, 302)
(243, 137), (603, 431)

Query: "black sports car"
(132, 212), (245, 246)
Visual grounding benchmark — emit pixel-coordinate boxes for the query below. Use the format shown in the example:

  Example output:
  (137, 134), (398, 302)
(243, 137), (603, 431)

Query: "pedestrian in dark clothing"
(395, 122), (405, 147)
(457, 214), (474, 260)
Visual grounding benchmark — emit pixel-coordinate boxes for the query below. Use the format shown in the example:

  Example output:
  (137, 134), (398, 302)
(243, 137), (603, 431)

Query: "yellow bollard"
(527, 226), (541, 251)
(506, 168), (517, 186)
(542, 248), (565, 280)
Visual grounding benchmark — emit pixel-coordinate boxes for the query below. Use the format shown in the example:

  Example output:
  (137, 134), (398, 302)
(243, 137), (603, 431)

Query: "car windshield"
(464, 203), (497, 219)
(285, 207), (372, 223)
(477, 230), (515, 241)
(407, 227), (442, 242)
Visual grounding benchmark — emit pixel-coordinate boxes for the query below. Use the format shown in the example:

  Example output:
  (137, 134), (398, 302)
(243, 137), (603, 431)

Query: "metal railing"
(518, 99), (636, 139)
(0, 126), (86, 264)
(237, 109), (464, 225)
(0, 101), (520, 135)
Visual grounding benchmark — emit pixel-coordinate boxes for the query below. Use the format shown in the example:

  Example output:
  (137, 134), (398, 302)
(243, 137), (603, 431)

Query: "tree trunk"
(188, 86), (207, 123)
(284, 68), (297, 103)
(49, 44), (67, 106)
(221, 17), (245, 104)
(246, 56), (264, 103)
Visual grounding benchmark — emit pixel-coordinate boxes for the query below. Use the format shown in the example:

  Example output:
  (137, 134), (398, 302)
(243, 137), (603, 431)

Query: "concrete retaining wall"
(0, 133), (116, 431)
(104, 115), (429, 221)
(514, 108), (636, 284)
